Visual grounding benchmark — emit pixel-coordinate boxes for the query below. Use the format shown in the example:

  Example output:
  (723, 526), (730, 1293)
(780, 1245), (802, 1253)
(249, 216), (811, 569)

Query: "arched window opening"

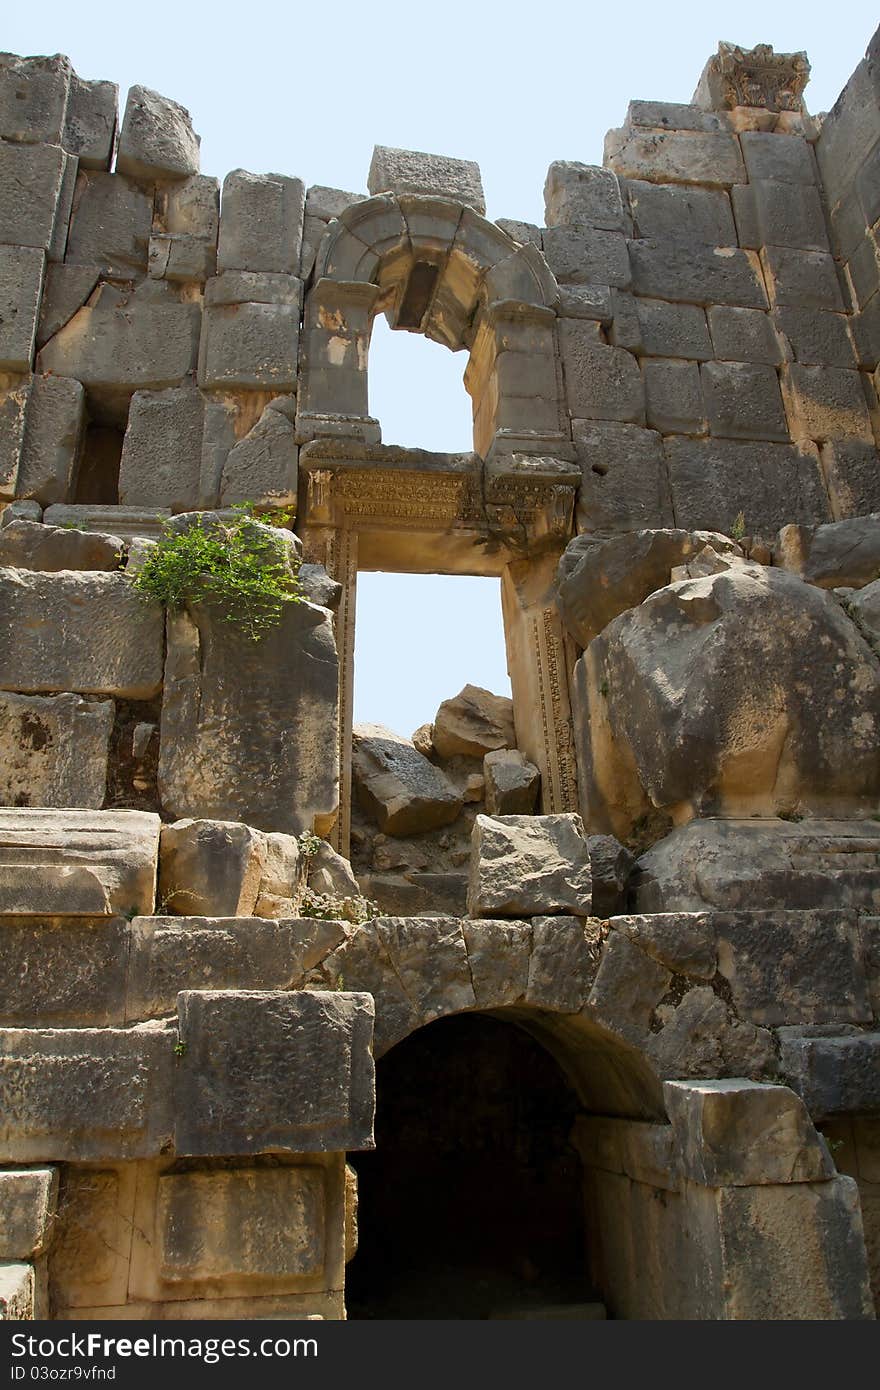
(368, 315), (472, 454)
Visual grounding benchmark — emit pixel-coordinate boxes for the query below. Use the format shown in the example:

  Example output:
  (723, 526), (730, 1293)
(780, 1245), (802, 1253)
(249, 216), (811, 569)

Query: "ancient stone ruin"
(0, 31), (879, 1321)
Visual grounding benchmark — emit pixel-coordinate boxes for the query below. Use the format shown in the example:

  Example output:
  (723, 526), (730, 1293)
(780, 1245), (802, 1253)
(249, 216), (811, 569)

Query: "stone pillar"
(501, 552), (580, 814)
(296, 278), (381, 444)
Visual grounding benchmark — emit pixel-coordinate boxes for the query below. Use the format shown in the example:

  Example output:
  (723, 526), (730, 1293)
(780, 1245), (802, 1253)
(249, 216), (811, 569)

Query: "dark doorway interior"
(346, 1012), (593, 1319)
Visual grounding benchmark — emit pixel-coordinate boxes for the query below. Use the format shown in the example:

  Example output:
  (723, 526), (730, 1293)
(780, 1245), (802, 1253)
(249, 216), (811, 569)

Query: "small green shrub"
(298, 831), (323, 859)
(300, 888), (377, 925)
(730, 511), (746, 542)
(129, 505), (303, 641)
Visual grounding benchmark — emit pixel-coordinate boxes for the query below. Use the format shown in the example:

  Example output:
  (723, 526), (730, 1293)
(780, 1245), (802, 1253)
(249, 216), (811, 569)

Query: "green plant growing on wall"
(128, 504), (303, 641)
(730, 511), (747, 542)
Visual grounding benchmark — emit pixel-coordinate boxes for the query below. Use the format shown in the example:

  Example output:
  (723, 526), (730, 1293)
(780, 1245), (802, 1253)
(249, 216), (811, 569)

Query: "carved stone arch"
(297, 191), (570, 463)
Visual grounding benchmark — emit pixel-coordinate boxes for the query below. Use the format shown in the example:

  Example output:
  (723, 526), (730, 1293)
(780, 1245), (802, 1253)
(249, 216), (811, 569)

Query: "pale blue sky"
(8, 1), (878, 735)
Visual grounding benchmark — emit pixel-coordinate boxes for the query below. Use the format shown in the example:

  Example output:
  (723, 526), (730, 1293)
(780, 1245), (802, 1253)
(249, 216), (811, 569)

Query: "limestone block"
(560, 325), (644, 422)
(0, 1264), (33, 1319)
(774, 308), (856, 369)
(0, 141), (71, 251)
(751, 181), (829, 253)
(556, 528), (739, 649)
(43, 504), (170, 539)
(351, 724), (462, 836)
(635, 298), (712, 360)
(218, 170), (305, 275)
(119, 385), (204, 512)
(847, 236), (880, 311)
(219, 400), (298, 508)
(432, 684), (515, 759)
(303, 920), (421, 1056)
(158, 819), (268, 917)
(148, 233), (215, 283)
(0, 568), (163, 698)
(781, 364), (873, 443)
(0, 1170), (57, 1259)
(17, 374), (85, 505)
(706, 306), (782, 364)
(48, 1164), (137, 1310)
(730, 184), (759, 249)
(38, 283), (200, 401)
(63, 74), (118, 170)
(714, 910), (870, 1027)
(848, 579), (880, 644)
(372, 916), (475, 1023)
(126, 916), (345, 1021)
(117, 84), (200, 182)
(462, 918), (531, 1008)
(665, 1079), (833, 1187)
(206, 270), (302, 307)
(762, 247), (845, 311)
(741, 131), (816, 185)
(625, 180), (735, 245)
(467, 812), (592, 918)
(605, 130), (745, 186)
(645, 985), (776, 1081)
(541, 226), (630, 287)
(174, 989), (375, 1155)
(368, 145), (484, 215)
(64, 171), (152, 277)
(664, 437), (830, 534)
(157, 1166), (325, 1282)
(577, 565), (880, 834)
(0, 246), (44, 372)
(776, 515), (880, 589)
(686, 1176), (874, 1320)
(625, 100), (727, 133)
(0, 690), (113, 809)
(701, 360), (788, 441)
(779, 1032), (880, 1116)
(0, 385), (28, 500)
(198, 298), (300, 391)
(587, 835), (634, 918)
(573, 420), (673, 533)
(308, 840), (358, 900)
(631, 818), (880, 915)
(643, 358), (704, 434)
(0, 808), (159, 917)
(35, 263), (100, 348)
(543, 162), (625, 231)
(0, 917), (127, 1026)
(558, 285), (612, 321)
(586, 932), (670, 1042)
(159, 595), (338, 836)
(0, 1025), (174, 1161)
(610, 912), (716, 979)
(162, 174), (219, 239)
(0, 53), (71, 144)
(483, 749), (540, 815)
(527, 915), (600, 1013)
(628, 240), (767, 308)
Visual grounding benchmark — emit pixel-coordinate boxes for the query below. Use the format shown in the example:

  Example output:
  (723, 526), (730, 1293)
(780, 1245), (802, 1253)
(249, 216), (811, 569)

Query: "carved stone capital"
(694, 41), (810, 114)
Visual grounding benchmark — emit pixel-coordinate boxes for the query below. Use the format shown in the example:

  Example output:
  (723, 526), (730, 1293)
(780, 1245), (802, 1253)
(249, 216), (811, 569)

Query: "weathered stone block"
(148, 233), (215, 284)
(467, 812), (592, 918)
(162, 174), (219, 239)
(643, 358), (704, 434)
(0, 1025), (174, 1161)
(751, 180), (829, 253)
(157, 1166), (325, 1282)
(701, 360), (788, 441)
(664, 437), (830, 534)
(774, 308), (857, 369)
(218, 170), (305, 275)
(780, 1033), (880, 1117)
(159, 592), (338, 836)
(16, 374), (84, 505)
(560, 324), (643, 422)
(0, 568), (163, 698)
(0, 1263), (34, 1319)
(0, 1169), (57, 1259)
(63, 73), (117, 170)
(605, 130), (745, 186)
(0, 808), (159, 918)
(707, 306), (782, 364)
(0, 53), (71, 144)
(781, 364), (873, 443)
(159, 819), (266, 917)
(635, 299), (712, 360)
(352, 724), (461, 836)
(0, 141), (70, 251)
(740, 130), (816, 185)
(0, 387), (30, 500)
(198, 299), (300, 391)
(0, 690), (113, 810)
(219, 400), (298, 508)
(527, 915), (598, 1013)
(0, 246), (44, 372)
(625, 100), (727, 133)
(544, 162), (625, 231)
(118, 385), (203, 513)
(646, 983), (776, 1083)
(432, 684), (514, 759)
(626, 180), (735, 245)
(368, 145), (484, 214)
(64, 171), (152, 277)
(0, 917), (127, 1026)
(587, 932), (670, 1042)
(587, 836), (634, 919)
(483, 749), (540, 815)
(117, 84), (200, 182)
(174, 990), (375, 1155)
(610, 912), (716, 979)
(776, 515), (880, 588)
(35, 263), (100, 349)
(541, 226), (630, 287)
(462, 918), (531, 1007)
(629, 239), (766, 307)
(762, 247), (845, 311)
(573, 420), (673, 532)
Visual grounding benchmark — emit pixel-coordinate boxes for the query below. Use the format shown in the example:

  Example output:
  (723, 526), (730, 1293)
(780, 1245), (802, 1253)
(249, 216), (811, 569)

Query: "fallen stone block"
(777, 516), (880, 589)
(368, 145), (484, 214)
(664, 1078), (834, 1186)
(117, 84), (200, 182)
(0, 808), (159, 917)
(352, 724), (462, 836)
(432, 684), (515, 759)
(174, 990), (375, 1155)
(467, 812), (592, 918)
(0, 568), (163, 698)
(0, 1170), (58, 1259)
(587, 835), (635, 919)
(158, 819), (269, 917)
(483, 749), (540, 815)
(0, 690), (113, 810)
